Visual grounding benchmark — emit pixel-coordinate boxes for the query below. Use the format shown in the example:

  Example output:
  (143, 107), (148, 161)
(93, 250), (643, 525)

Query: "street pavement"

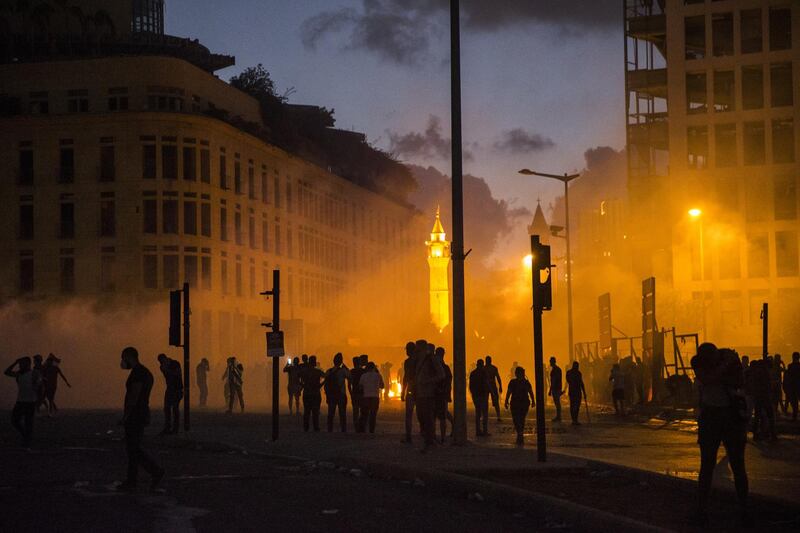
(1, 402), (799, 532)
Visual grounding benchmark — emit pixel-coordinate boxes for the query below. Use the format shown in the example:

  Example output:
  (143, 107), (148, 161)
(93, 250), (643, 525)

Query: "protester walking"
(750, 358), (776, 441)
(548, 357), (563, 422)
(118, 347), (164, 492)
(41, 354), (71, 416)
(566, 362), (587, 425)
(415, 342), (444, 452)
(350, 355), (365, 430)
(691, 344), (750, 528)
(609, 363), (626, 416)
(300, 355), (325, 432)
(505, 366), (534, 445)
(434, 347), (454, 443)
(196, 358), (210, 407)
(223, 356), (244, 414)
(5, 356), (40, 447)
(324, 353), (350, 432)
(358, 362), (384, 434)
(380, 361), (393, 401)
(157, 353), (183, 434)
(469, 359), (490, 437)
(401, 342), (417, 444)
(284, 357), (302, 415)
(485, 355), (503, 422)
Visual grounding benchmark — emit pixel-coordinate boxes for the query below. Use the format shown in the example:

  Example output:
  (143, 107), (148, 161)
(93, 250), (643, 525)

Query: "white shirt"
(360, 370), (384, 398)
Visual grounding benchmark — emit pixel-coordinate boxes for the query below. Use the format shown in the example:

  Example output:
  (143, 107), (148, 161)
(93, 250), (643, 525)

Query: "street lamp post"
(519, 169), (580, 362)
(688, 208), (706, 342)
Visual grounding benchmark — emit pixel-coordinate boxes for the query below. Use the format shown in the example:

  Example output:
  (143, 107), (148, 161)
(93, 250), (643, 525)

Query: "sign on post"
(267, 331), (285, 357)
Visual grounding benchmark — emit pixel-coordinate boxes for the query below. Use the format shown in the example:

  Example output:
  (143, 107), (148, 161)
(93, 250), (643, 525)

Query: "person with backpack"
(222, 356), (244, 414)
(505, 366), (535, 445)
(157, 353), (183, 434)
(469, 359), (491, 437)
(358, 362), (384, 434)
(434, 347), (454, 443)
(325, 353), (351, 432)
(300, 355), (325, 432)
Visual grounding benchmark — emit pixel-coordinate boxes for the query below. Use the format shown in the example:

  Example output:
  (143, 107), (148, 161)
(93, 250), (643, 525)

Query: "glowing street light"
(523, 254), (534, 269)
(688, 208), (702, 218)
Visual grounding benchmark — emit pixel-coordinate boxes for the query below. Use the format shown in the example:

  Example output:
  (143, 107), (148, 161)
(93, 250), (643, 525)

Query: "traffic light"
(169, 289), (182, 346)
(531, 237), (552, 311)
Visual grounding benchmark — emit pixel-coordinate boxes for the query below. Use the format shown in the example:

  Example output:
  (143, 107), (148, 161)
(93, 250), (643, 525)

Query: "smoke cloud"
(493, 128), (555, 155)
(388, 115), (474, 162)
(301, 0), (620, 66)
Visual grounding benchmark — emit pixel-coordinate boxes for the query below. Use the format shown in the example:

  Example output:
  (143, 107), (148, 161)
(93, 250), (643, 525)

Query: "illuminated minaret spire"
(426, 206), (451, 331)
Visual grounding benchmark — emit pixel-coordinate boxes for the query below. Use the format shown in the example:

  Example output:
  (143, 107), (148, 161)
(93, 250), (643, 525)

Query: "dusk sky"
(168, 0), (624, 240)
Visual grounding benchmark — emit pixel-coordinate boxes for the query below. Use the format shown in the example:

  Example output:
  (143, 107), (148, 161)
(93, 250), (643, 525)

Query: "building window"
(714, 123), (736, 167)
(183, 146), (196, 181)
(100, 145), (115, 182)
(772, 119), (795, 164)
(67, 89), (88, 113)
(28, 92), (48, 115)
(261, 173), (268, 204)
(747, 234), (769, 278)
(19, 257), (34, 293)
(774, 174), (797, 221)
(19, 148), (33, 185)
(274, 223), (282, 255)
(60, 203), (75, 239)
(143, 199), (157, 234)
(712, 13), (733, 57)
(286, 181), (293, 213)
(100, 199), (115, 237)
(686, 73), (707, 114)
(219, 154), (227, 189)
(776, 231), (799, 277)
(235, 263), (243, 296)
(100, 254), (115, 292)
(19, 204), (33, 240)
(201, 256), (211, 290)
(108, 87), (128, 111)
(220, 207), (228, 241)
(274, 177), (281, 208)
(60, 256), (75, 293)
(740, 9), (762, 54)
(184, 255), (198, 288)
(248, 165), (255, 199)
(712, 70), (734, 112)
(249, 216), (256, 249)
(770, 63), (793, 108)
(142, 145), (156, 179)
(769, 7), (792, 51)
(287, 228), (293, 258)
(201, 203), (211, 237)
(743, 121), (765, 166)
(163, 254), (179, 289)
(234, 159), (242, 195)
(741, 65), (763, 110)
(163, 199), (178, 234)
(249, 265), (256, 297)
(235, 212), (243, 245)
(687, 126), (708, 169)
(162, 145), (177, 180)
(200, 148), (210, 183)
(184, 201), (197, 235)
(262, 220), (269, 251)
(59, 147), (74, 183)
(718, 239), (741, 280)
(685, 15), (705, 60)
(221, 260), (228, 294)
(146, 87), (184, 111)
(745, 179), (769, 222)
(143, 255), (158, 289)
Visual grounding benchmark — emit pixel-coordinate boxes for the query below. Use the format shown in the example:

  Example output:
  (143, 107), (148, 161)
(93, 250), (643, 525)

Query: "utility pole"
(261, 270), (281, 441)
(531, 235), (552, 462)
(450, 0), (467, 445)
(761, 302), (768, 359)
(183, 282), (190, 432)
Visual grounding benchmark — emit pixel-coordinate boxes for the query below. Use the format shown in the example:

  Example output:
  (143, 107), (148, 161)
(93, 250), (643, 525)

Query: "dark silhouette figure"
(785, 352), (800, 420)
(566, 361), (587, 425)
(505, 366), (534, 445)
(350, 355), (366, 431)
(691, 344), (749, 528)
(548, 357), (563, 422)
(401, 341), (417, 444)
(358, 362), (384, 433)
(469, 359), (490, 436)
(32, 354), (45, 412)
(42, 353), (71, 416)
(771, 354), (786, 415)
(609, 363), (626, 416)
(380, 361), (393, 401)
(632, 357), (645, 404)
(196, 358), (210, 407)
(5, 356), (40, 447)
(284, 357), (302, 415)
(415, 342), (444, 451)
(750, 358), (776, 441)
(434, 347), (454, 443)
(223, 357), (244, 413)
(118, 347), (164, 492)
(485, 355), (503, 421)
(157, 353), (183, 434)
(300, 355), (325, 431)
(324, 353), (350, 432)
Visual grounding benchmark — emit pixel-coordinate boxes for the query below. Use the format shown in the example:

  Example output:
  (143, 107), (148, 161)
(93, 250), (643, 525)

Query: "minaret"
(528, 199), (550, 244)
(426, 206), (451, 332)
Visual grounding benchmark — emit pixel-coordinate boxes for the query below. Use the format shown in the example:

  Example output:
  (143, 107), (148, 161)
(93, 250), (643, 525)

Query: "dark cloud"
(407, 165), (530, 258)
(493, 128), (555, 155)
(301, 0), (619, 66)
(388, 115), (474, 161)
